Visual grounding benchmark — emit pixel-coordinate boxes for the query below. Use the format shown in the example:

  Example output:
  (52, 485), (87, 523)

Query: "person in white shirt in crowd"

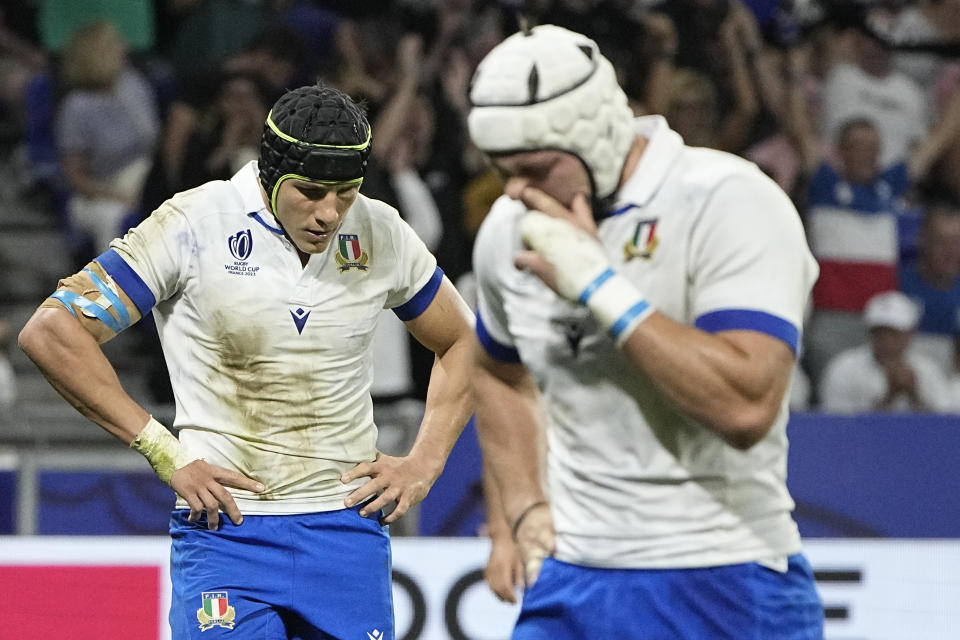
(822, 28), (928, 169)
(55, 21), (159, 255)
(819, 290), (952, 413)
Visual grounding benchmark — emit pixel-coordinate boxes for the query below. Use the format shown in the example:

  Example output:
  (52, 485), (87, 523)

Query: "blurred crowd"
(1, 0), (959, 415)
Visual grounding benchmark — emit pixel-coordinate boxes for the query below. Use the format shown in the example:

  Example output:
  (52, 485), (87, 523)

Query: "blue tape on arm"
(47, 293), (78, 318)
(49, 290), (124, 334)
(83, 268), (131, 330)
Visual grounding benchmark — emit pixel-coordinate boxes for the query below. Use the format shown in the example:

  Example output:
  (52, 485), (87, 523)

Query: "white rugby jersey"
(97, 162), (441, 514)
(474, 116), (819, 569)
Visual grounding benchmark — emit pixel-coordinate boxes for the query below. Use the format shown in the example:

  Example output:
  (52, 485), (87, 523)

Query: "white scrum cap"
(468, 24), (635, 199)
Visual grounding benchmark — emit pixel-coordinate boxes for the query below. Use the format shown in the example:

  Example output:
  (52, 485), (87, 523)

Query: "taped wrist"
(130, 417), (198, 484)
(519, 211), (611, 301)
(579, 268), (654, 345)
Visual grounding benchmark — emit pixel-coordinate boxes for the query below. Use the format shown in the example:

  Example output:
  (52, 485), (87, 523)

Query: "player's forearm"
(473, 361), (547, 524)
(482, 458), (513, 542)
(18, 307), (150, 443)
(619, 313), (791, 449)
(406, 336), (472, 478)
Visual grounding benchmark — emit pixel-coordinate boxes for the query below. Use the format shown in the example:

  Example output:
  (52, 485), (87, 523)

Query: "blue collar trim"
(248, 211), (283, 235)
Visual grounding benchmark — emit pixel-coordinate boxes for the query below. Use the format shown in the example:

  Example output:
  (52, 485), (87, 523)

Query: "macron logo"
(367, 631), (383, 640)
(290, 307), (311, 334)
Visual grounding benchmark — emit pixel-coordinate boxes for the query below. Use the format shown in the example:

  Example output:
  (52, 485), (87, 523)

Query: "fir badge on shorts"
(197, 591), (236, 631)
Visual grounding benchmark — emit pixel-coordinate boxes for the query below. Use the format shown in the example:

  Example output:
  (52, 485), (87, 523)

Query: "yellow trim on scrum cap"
(266, 112), (372, 149)
(270, 172), (364, 217)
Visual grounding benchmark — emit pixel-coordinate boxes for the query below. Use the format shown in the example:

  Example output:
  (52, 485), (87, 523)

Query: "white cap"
(467, 25), (635, 199)
(864, 291), (920, 331)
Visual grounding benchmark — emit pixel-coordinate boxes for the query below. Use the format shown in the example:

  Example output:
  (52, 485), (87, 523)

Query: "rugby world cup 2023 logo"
(225, 229), (260, 276)
(229, 229), (252, 260)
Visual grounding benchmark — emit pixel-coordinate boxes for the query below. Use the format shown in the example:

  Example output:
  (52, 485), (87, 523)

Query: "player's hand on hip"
(513, 503), (556, 588)
(341, 451), (438, 523)
(515, 191), (611, 303)
(485, 534), (525, 603)
(170, 460), (265, 530)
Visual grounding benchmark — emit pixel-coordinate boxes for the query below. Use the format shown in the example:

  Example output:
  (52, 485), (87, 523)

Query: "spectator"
(899, 201), (960, 374)
(886, 0), (960, 105)
(178, 71), (268, 187)
(800, 85), (960, 384)
(656, 3), (761, 153)
(821, 28), (928, 169)
(56, 21), (159, 255)
(803, 118), (908, 383)
(159, 24), (310, 196)
(819, 291), (951, 413)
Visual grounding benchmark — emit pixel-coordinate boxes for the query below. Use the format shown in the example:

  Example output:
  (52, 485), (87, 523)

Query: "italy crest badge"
(197, 591), (236, 631)
(623, 218), (659, 261)
(335, 233), (369, 272)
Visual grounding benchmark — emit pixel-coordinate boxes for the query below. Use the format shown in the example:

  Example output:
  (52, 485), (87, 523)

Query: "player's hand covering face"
(513, 188), (609, 302)
(495, 149), (592, 211)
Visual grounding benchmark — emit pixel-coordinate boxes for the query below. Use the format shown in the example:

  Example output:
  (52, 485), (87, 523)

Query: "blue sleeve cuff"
(94, 249), (156, 316)
(695, 309), (800, 354)
(476, 312), (521, 363)
(394, 266), (444, 321)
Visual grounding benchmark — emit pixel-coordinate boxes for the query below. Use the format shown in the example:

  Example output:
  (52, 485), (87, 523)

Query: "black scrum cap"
(258, 84), (371, 212)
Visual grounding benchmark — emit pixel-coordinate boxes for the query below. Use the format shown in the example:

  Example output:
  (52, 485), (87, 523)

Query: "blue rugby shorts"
(513, 554), (824, 640)
(168, 507), (393, 639)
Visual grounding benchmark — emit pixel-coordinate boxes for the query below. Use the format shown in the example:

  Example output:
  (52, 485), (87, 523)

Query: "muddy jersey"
(98, 161), (440, 514)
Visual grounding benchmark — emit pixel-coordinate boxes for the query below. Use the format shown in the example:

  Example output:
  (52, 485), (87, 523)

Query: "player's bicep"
(40, 261), (144, 344)
(403, 277), (474, 355)
(714, 329), (795, 396)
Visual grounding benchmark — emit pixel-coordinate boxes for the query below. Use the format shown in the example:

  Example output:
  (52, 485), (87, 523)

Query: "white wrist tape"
(520, 211), (611, 301)
(129, 417), (199, 484)
(580, 268), (654, 345)
(519, 211), (653, 343)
